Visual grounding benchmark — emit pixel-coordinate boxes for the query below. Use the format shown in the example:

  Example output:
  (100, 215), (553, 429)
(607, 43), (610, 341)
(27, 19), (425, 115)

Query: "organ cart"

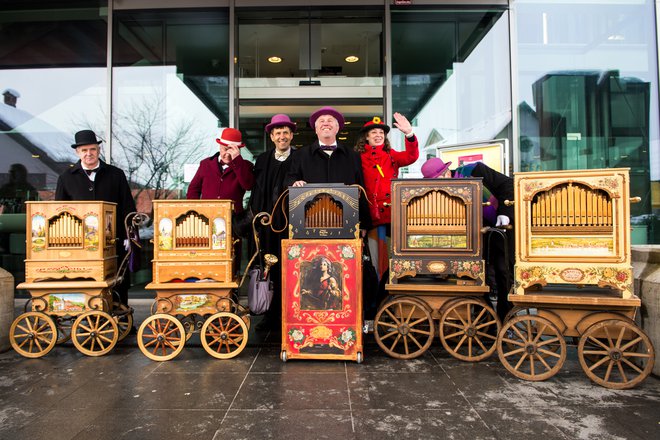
(496, 168), (655, 389)
(281, 184), (363, 362)
(139, 200), (250, 361)
(10, 201), (138, 357)
(375, 178), (502, 361)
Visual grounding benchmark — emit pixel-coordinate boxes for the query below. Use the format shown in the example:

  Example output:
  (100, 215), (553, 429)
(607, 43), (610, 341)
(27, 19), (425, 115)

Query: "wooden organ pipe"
(175, 213), (210, 247)
(531, 184), (612, 230)
(48, 213), (83, 247)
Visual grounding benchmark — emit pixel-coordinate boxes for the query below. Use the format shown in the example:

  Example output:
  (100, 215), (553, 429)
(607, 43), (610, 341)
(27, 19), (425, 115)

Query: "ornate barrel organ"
(150, 200), (234, 284)
(24, 201), (117, 283)
(288, 184), (360, 239)
(513, 168), (635, 297)
(389, 178), (485, 285)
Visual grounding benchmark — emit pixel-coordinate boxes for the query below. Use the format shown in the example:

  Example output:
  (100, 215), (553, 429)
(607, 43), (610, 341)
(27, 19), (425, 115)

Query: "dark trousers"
(483, 228), (514, 322)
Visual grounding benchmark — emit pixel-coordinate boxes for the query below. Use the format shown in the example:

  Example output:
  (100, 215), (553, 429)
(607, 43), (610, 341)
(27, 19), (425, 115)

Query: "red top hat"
(216, 127), (245, 147)
(309, 106), (345, 129)
(421, 158), (452, 178)
(360, 116), (390, 134)
(265, 114), (297, 133)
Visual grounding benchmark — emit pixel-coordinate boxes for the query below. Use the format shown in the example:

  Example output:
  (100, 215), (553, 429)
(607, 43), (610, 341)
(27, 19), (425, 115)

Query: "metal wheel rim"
(497, 315), (566, 381)
(439, 298), (500, 362)
(10, 312), (57, 358)
(72, 311), (119, 357)
(200, 312), (248, 359)
(138, 314), (186, 361)
(577, 319), (655, 389)
(113, 302), (133, 342)
(374, 297), (435, 359)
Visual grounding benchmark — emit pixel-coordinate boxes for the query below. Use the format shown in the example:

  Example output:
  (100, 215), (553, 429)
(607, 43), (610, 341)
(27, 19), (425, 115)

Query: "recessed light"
(268, 56), (283, 63)
(345, 55), (359, 63)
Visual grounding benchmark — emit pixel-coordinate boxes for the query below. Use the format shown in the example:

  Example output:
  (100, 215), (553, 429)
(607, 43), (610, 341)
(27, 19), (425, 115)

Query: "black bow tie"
(320, 144), (336, 151)
(84, 168), (98, 176)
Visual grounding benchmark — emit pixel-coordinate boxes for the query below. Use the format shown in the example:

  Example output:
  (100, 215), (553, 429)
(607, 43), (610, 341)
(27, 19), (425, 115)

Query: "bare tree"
(111, 95), (207, 202)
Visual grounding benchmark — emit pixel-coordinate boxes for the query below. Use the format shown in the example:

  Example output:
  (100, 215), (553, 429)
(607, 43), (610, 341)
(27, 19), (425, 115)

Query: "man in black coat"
(55, 130), (137, 306)
(249, 114), (297, 331)
(286, 106), (371, 230)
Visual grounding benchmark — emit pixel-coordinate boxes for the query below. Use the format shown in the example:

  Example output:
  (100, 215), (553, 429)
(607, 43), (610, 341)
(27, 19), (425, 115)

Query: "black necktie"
(85, 168), (97, 176)
(320, 144), (336, 151)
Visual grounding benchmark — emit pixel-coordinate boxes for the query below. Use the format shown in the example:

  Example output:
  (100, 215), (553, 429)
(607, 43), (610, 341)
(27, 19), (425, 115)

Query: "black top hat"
(71, 130), (103, 148)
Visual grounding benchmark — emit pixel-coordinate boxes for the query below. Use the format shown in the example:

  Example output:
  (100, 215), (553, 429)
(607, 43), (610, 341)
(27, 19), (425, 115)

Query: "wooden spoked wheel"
(374, 297), (435, 359)
(112, 302), (134, 342)
(577, 319), (655, 389)
(497, 315), (566, 381)
(200, 312), (249, 359)
(9, 312), (57, 358)
(71, 311), (119, 356)
(439, 298), (500, 362)
(138, 314), (186, 361)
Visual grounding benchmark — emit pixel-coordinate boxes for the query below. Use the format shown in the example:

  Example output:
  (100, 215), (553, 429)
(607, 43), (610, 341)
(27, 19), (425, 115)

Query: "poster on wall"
(435, 139), (508, 175)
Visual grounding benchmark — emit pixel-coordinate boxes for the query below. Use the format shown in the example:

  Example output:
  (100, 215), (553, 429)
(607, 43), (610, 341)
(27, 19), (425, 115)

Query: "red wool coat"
(360, 135), (419, 226)
(186, 152), (255, 213)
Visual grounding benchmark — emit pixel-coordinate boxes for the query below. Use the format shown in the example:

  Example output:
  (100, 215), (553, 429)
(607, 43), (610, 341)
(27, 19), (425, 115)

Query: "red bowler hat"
(360, 116), (390, 134)
(309, 106), (345, 129)
(265, 113), (297, 133)
(421, 157), (452, 178)
(216, 127), (245, 147)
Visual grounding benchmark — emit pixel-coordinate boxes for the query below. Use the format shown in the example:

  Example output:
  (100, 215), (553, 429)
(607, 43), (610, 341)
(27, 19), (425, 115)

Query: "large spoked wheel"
(71, 311), (119, 356)
(10, 312), (58, 358)
(497, 315), (566, 381)
(112, 302), (134, 342)
(578, 319), (655, 389)
(200, 312), (249, 359)
(138, 314), (186, 361)
(374, 297), (435, 359)
(439, 298), (500, 362)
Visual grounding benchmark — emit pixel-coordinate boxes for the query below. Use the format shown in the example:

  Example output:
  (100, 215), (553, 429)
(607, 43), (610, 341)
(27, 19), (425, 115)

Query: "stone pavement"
(1, 298), (659, 440)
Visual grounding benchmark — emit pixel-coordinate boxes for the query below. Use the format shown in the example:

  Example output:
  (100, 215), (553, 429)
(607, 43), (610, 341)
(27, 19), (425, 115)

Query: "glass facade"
(515, 0), (659, 243)
(0, 1), (658, 290)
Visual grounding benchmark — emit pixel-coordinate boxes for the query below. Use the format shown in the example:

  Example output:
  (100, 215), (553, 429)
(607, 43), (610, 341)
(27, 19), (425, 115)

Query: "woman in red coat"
(355, 112), (419, 230)
(356, 113), (419, 319)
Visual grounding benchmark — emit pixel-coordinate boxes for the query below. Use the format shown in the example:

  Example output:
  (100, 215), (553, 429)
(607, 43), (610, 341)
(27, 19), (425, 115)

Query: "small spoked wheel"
(9, 312), (58, 358)
(200, 312), (248, 359)
(439, 298), (500, 362)
(56, 319), (72, 345)
(112, 302), (134, 342)
(578, 319), (655, 389)
(71, 311), (119, 356)
(497, 315), (566, 381)
(374, 297), (435, 359)
(138, 314), (186, 361)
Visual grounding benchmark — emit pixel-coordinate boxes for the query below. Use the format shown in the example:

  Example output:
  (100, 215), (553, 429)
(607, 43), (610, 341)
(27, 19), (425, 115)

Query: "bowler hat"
(71, 130), (103, 149)
(309, 106), (345, 129)
(265, 114), (297, 133)
(421, 158), (452, 179)
(360, 116), (390, 134)
(216, 127), (245, 147)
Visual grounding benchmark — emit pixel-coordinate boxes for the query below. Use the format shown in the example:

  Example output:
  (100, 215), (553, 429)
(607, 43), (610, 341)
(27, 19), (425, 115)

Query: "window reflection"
(516, 0), (659, 243)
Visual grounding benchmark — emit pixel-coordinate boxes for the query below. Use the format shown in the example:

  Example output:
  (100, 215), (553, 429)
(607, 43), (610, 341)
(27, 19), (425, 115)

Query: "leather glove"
(496, 215), (510, 227)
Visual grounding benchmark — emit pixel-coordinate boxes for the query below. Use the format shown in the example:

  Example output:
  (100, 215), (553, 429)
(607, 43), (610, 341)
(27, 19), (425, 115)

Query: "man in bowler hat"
(55, 129), (137, 307)
(249, 114), (297, 331)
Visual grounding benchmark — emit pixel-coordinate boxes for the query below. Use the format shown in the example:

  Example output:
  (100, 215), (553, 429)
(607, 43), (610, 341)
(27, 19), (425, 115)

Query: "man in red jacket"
(187, 127), (255, 275)
(186, 127), (254, 213)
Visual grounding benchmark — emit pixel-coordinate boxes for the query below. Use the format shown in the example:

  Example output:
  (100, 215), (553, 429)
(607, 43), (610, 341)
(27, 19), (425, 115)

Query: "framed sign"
(435, 139), (509, 175)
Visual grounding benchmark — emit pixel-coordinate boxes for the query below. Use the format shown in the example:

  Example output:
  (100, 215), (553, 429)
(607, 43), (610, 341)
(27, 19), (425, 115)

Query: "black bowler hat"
(71, 130), (103, 149)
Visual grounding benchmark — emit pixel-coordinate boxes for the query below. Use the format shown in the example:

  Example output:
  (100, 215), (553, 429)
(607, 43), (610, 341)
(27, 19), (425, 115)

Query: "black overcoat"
(55, 160), (136, 240)
(286, 140), (371, 230)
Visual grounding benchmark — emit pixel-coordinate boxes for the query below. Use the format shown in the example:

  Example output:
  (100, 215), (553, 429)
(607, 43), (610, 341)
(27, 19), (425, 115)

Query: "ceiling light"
(268, 56), (283, 63)
(345, 55), (359, 63)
